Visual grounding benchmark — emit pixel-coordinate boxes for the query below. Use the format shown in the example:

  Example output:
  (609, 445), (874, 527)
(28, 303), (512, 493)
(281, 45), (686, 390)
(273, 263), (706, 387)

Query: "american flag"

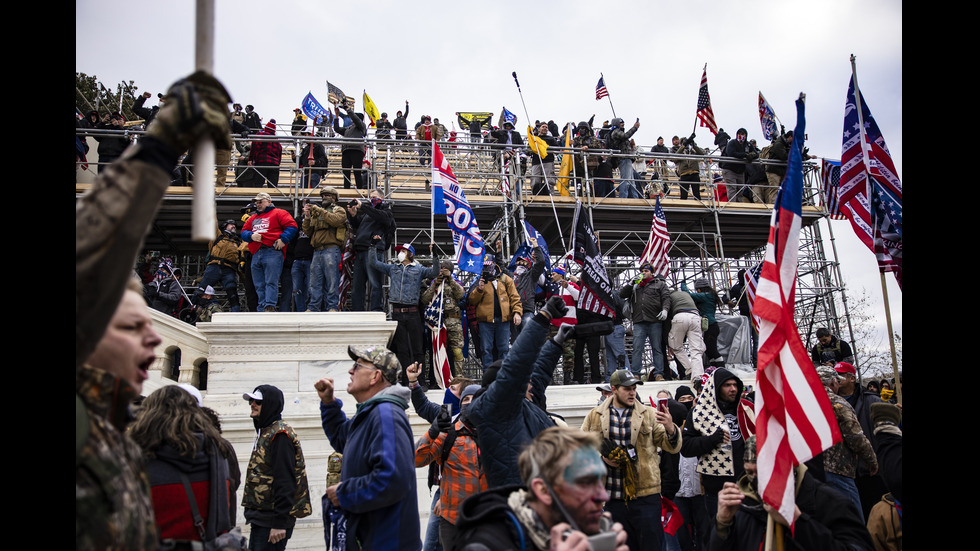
(639, 195), (670, 277)
(753, 96), (841, 526)
(595, 76), (609, 100)
(424, 281), (453, 389)
(839, 79), (903, 288)
(696, 67), (718, 135)
(820, 159), (847, 220)
(742, 263), (763, 330)
(325, 80), (348, 105)
(338, 232), (355, 310)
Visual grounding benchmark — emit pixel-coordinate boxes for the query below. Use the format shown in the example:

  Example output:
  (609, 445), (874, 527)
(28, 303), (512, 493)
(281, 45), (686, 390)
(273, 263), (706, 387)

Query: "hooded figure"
(681, 368), (756, 495)
(241, 384), (312, 549)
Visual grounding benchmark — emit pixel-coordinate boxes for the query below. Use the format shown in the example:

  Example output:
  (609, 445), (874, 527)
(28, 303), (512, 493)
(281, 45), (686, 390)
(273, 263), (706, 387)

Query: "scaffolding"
(76, 129), (856, 377)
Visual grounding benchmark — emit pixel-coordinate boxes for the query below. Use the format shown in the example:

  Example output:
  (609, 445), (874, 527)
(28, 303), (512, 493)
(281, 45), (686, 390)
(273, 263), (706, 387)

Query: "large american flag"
(753, 96), (840, 526)
(639, 195), (670, 277)
(839, 79), (903, 288)
(423, 281), (453, 390)
(595, 76), (609, 100)
(820, 159), (847, 220)
(696, 67), (718, 135)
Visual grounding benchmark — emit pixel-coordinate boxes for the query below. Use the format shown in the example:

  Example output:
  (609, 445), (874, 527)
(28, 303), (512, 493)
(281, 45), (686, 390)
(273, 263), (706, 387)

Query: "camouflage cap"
(348, 344), (401, 385)
(815, 366), (840, 386)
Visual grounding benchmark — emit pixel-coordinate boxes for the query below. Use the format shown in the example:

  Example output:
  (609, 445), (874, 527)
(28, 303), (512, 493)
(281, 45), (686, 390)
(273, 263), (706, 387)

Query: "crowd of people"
(79, 89), (811, 206)
(77, 73), (901, 551)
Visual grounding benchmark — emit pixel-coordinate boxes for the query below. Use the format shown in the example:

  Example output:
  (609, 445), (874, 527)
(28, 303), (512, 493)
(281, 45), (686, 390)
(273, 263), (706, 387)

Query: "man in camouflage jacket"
(816, 367), (878, 523)
(242, 384), (312, 550)
(76, 71), (233, 551)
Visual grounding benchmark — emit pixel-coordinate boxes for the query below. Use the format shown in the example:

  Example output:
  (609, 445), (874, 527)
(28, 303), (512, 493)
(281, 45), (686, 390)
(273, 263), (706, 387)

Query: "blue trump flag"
(758, 91), (778, 141)
(302, 92), (332, 125)
(508, 220), (552, 272)
(432, 141), (484, 275)
(502, 107), (517, 126)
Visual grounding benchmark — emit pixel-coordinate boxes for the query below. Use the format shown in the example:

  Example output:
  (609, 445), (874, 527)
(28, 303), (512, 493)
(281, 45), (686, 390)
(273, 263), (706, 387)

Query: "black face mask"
(679, 399), (694, 411)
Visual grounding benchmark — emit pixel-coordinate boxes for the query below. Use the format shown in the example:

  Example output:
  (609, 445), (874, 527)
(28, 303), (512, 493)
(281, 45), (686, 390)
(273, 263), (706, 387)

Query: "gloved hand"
(552, 323), (576, 346)
(428, 406), (452, 438)
(542, 295), (568, 321)
(657, 309), (668, 321)
(147, 71), (233, 154)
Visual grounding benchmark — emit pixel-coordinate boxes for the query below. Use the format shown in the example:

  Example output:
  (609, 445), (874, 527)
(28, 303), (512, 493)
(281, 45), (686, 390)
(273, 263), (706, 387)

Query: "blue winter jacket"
(466, 315), (560, 488)
(320, 385), (421, 551)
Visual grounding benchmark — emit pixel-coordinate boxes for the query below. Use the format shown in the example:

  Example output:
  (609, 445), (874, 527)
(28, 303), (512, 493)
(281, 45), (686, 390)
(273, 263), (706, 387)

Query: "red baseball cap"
(833, 362), (856, 376)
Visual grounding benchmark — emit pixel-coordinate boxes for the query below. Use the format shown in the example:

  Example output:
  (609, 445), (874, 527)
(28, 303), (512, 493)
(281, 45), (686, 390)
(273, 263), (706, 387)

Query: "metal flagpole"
(601, 72), (617, 119)
(511, 71), (566, 250)
(431, 138), (436, 249)
(191, 0), (217, 242)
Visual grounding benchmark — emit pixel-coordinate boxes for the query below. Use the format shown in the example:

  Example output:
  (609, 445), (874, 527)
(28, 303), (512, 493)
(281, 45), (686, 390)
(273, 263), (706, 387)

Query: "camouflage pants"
(547, 324), (575, 382)
(446, 316), (464, 375)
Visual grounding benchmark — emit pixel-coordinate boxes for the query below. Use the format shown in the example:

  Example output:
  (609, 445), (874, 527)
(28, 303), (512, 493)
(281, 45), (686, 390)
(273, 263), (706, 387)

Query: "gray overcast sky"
(77, 0), (902, 351)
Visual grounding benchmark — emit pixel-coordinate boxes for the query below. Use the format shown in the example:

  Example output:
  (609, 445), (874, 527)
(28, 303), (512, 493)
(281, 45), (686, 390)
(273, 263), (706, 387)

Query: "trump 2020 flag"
(569, 201), (615, 318)
(432, 141), (485, 275)
(758, 92), (778, 141)
(753, 95), (841, 527)
(302, 92), (332, 125)
(424, 281), (453, 390)
(501, 107), (517, 126)
(508, 220), (552, 273)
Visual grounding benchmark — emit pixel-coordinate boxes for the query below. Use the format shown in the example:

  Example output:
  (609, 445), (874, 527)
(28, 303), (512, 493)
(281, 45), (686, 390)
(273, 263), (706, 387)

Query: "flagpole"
(691, 64), (706, 137)
(600, 73), (617, 119)
(511, 71), (566, 250)
(850, 54), (901, 401)
(430, 138), (436, 248)
(191, 0), (217, 243)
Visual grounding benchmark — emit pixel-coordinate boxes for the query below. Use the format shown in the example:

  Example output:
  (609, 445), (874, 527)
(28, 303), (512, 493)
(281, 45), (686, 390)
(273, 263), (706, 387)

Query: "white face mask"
(397, 251), (408, 262)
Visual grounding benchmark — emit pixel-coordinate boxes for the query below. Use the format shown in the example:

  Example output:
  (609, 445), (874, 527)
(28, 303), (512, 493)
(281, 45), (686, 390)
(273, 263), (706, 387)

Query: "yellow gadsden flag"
(526, 125), (549, 160)
(363, 90), (381, 128)
(556, 123), (573, 196)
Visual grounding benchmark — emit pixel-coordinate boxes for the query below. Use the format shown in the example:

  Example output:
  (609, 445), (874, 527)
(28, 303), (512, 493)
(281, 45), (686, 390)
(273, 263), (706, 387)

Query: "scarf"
(508, 489), (551, 550)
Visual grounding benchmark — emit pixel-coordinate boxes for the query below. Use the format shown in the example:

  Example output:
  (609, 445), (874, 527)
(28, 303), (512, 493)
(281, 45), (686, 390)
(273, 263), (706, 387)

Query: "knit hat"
(460, 384), (482, 402)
